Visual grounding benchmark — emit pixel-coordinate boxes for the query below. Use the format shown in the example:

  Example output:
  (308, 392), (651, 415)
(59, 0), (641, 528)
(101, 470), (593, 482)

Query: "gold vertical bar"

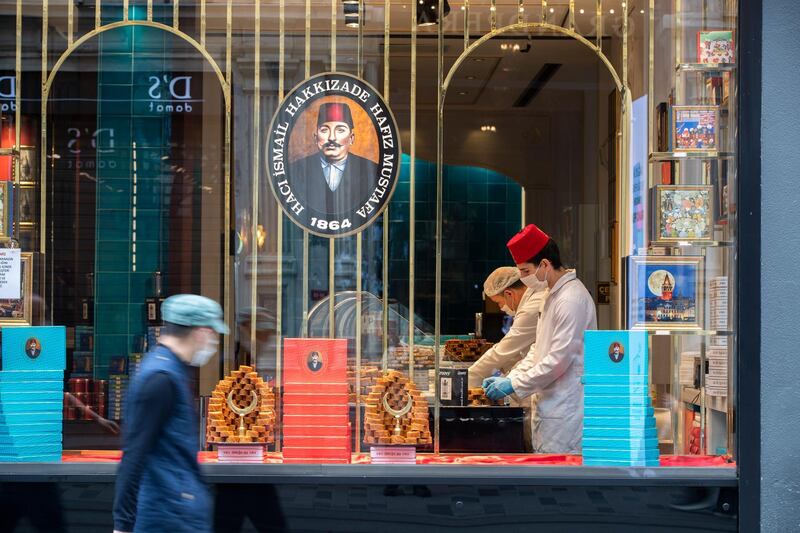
(328, 241), (335, 336)
(434, 0), (444, 456)
(147, 0), (153, 21)
(357, 0), (364, 78)
(408, 0), (417, 379)
(67, 0), (74, 46)
(223, 0), (233, 377)
(329, 0), (338, 337)
(41, 0), (48, 256)
(123, 0), (129, 21)
(464, 0), (470, 49)
(251, 0), (261, 365)
(173, 0), (179, 29)
(14, 0), (21, 246)
(542, 0), (547, 24)
(569, 0), (575, 30)
(622, 1), (628, 90)
(381, 0), (390, 366)
(305, 0), (311, 78)
(521, 189), (525, 228)
(96, 0), (101, 29)
(596, 0), (602, 51)
(491, 0), (496, 31)
(201, 0), (207, 47)
(355, 233), (362, 453)
(331, 0), (337, 71)
(517, 0), (523, 25)
(276, 0), (286, 451)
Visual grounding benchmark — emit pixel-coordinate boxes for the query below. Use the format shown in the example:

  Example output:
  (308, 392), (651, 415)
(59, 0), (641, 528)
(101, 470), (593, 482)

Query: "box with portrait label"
(584, 330), (649, 377)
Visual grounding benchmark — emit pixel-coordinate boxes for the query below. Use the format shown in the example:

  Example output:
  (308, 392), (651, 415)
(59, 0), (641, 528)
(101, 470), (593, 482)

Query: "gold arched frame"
(437, 20), (631, 332)
(30, 7), (234, 356)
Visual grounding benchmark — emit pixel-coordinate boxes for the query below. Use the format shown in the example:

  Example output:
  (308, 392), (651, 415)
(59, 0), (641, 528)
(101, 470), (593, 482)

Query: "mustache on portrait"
(322, 141), (342, 149)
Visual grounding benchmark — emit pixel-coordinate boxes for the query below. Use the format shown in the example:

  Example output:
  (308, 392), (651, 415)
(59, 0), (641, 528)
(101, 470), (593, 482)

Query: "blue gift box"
(582, 374), (650, 385)
(584, 384), (650, 396)
(584, 330), (648, 376)
(0, 434), (61, 446)
(0, 390), (64, 402)
(584, 405), (655, 418)
(582, 437), (659, 450)
(583, 426), (658, 439)
(2, 327), (66, 372)
(0, 401), (64, 414)
(584, 416), (656, 428)
(584, 395), (652, 407)
(583, 447), (660, 461)
(0, 422), (61, 435)
(583, 458), (660, 467)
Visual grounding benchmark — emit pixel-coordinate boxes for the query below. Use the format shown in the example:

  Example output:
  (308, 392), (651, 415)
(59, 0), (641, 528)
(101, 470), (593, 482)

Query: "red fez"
(507, 224), (550, 264)
(317, 102), (354, 128)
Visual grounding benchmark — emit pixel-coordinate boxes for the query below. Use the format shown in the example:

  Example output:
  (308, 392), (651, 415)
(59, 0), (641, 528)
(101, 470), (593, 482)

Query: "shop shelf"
(676, 63), (737, 73)
(644, 329), (734, 337)
(650, 240), (735, 248)
(649, 151), (735, 162)
(681, 387), (728, 413)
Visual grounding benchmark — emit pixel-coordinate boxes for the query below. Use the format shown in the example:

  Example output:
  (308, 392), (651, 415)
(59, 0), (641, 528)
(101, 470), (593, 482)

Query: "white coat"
(467, 287), (548, 389)
(507, 270), (597, 454)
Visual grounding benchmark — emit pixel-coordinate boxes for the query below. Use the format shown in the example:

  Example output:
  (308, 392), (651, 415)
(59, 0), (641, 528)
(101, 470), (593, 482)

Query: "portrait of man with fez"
(290, 102), (378, 215)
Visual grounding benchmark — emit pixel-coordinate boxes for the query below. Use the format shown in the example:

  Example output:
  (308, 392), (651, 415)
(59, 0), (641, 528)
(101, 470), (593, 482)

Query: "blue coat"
(129, 346), (211, 533)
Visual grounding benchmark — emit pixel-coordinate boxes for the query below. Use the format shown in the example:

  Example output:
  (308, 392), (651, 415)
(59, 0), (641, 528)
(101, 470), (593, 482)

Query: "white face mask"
(501, 304), (515, 317)
(521, 263), (548, 291)
(190, 334), (218, 367)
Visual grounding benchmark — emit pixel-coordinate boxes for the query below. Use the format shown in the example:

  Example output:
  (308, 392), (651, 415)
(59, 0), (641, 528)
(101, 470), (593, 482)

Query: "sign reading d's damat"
(266, 73), (401, 237)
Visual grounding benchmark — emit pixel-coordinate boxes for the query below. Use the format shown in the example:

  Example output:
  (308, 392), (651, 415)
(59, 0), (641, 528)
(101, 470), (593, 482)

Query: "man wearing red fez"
(290, 101), (378, 215)
(483, 224), (597, 454)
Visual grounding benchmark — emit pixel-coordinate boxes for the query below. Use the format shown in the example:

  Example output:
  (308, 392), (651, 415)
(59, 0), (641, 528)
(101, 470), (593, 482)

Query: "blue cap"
(161, 294), (229, 334)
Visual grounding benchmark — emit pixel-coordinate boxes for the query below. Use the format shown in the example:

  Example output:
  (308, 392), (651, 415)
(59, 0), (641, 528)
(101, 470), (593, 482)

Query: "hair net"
(483, 267), (521, 297)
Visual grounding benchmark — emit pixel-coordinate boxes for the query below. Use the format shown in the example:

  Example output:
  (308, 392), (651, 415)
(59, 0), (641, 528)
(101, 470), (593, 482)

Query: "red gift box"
(283, 425), (351, 437)
(283, 404), (348, 416)
(281, 446), (352, 459)
(283, 436), (351, 449)
(282, 392), (349, 404)
(283, 339), (347, 385)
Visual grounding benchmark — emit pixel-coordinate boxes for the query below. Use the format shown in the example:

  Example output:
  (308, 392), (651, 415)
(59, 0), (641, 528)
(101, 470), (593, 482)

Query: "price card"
(0, 248), (21, 299)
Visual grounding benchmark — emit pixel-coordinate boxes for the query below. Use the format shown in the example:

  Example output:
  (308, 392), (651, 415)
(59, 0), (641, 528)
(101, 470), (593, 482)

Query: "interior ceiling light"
(549, 7), (554, 13)
(417, 0), (450, 26)
(342, 0), (358, 4)
(480, 125), (497, 133)
(579, 8), (585, 14)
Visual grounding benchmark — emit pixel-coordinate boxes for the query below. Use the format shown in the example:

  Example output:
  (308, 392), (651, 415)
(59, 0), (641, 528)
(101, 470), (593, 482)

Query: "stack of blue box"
(108, 374), (129, 421)
(0, 327), (66, 462)
(582, 330), (659, 467)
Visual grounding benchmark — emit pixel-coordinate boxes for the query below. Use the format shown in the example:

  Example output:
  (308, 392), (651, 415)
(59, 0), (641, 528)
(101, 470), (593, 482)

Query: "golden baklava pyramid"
(363, 369), (432, 446)
(207, 365), (276, 444)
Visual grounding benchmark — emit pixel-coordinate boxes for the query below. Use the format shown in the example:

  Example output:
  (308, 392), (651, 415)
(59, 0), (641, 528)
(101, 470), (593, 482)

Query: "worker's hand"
(481, 376), (501, 390)
(485, 377), (514, 400)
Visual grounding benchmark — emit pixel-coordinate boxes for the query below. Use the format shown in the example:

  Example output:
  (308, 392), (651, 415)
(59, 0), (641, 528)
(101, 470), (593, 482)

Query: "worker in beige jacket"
(469, 267), (547, 386)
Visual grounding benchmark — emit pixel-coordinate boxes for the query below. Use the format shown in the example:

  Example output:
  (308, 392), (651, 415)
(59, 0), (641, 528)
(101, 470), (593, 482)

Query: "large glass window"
(0, 0), (737, 469)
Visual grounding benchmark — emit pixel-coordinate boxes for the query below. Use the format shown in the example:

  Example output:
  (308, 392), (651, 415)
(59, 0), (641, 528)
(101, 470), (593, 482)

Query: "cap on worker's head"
(317, 102), (354, 128)
(506, 224), (550, 265)
(483, 267), (521, 297)
(161, 294), (229, 335)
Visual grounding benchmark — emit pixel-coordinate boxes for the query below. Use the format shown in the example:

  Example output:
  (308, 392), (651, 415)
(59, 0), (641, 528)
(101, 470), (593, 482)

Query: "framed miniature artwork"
(0, 182), (9, 239)
(0, 251), (33, 325)
(18, 184), (36, 224)
(697, 30), (735, 64)
(672, 105), (719, 152)
(652, 185), (714, 243)
(16, 147), (37, 183)
(626, 255), (704, 331)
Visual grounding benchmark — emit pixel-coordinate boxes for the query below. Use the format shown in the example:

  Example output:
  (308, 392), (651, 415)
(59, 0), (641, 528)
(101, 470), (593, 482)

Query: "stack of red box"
(282, 339), (351, 464)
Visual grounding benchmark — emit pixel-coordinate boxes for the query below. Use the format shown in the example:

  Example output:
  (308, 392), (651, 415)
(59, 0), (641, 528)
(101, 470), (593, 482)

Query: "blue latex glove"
(482, 376), (500, 390)
(484, 377), (514, 400)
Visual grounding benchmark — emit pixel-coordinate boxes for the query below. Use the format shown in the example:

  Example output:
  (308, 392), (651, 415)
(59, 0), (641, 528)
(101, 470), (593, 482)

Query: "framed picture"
(652, 185), (714, 243)
(0, 251), (33, 325)
(16, 147), (37, 183)
(0, 182), (9, 239)
(18, 184), (36, 224)
(697, 30), (735, 64)
(672, 105), (719, 152)
(627, 255), (704, 331)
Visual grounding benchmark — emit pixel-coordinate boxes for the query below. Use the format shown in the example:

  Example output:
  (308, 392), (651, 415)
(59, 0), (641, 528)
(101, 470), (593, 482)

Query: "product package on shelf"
(443, 339), (492, 363)
(282, 339), (351, 464)
(363, 369), (432, 447)
(145, 326), (162, 352)
(582, 331), (660, 467)
(206, 365), (276, 454)
(680, 351), (699, 386)
(705, 346), (728, 397)
(0, 327), (66, 462)
(74, 326), (94, 352)
(107, 374), (129, 421)
(709, 277), (729, 331)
